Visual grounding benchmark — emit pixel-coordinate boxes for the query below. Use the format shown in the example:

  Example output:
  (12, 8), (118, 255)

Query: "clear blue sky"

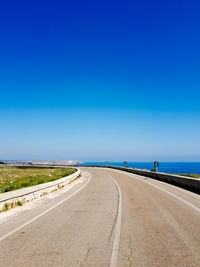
(0, 0), (200, 161)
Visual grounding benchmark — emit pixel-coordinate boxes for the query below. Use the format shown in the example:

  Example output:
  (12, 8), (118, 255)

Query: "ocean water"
(81, 162), (200, 174)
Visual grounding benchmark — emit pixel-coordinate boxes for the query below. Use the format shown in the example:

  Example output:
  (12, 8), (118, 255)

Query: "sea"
(80, 162), (200, 174)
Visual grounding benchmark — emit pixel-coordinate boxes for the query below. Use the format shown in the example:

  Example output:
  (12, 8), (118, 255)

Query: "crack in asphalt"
(80, 247), (92, 266)
(127, 237), (134, 267)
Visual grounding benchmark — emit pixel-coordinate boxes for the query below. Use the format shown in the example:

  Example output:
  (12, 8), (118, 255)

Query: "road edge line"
(123, 171), (200, 214)
(143, 180), (200, 213)
(0, 173), (91, 242)
(109, 175), (122, 267)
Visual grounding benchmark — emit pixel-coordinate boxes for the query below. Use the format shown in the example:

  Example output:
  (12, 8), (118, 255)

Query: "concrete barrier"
(82, 165), (200, 194)
(0, 168), (80, 211)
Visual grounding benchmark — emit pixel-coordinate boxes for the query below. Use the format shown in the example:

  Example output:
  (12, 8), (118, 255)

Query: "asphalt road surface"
(0, 167), (200, 267)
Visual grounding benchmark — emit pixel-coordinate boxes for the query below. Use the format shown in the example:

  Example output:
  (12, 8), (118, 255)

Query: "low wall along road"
(82, 165), (200, 194)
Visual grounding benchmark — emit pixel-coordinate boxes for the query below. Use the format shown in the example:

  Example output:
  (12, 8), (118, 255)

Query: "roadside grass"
(130, 167), (200, 179)
(164, 172), (200, 179)
(3, 203), (9, 211)
(68, 173), (82, 185)
(175, 173), (200, 179)
(1, 199), (25, 212)
(17, 200), (23, 206)
(0, 167), (76, 193)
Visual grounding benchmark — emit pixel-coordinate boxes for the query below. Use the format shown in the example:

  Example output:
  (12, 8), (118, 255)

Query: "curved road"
(0, 167), (200, 266)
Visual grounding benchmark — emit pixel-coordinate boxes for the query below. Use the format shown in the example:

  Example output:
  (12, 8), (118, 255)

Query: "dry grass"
(0, 167), (76, 193)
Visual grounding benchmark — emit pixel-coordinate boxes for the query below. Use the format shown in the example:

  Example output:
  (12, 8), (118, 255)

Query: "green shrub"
(3, 203), (9, 211)
(17, 200), (23, 206)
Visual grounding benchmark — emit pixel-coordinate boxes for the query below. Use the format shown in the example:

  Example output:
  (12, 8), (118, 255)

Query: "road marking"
(0, 173), (91, 242)
(123, 171), (200, 214)
(108, 174), (122, 267)
(143, 181), (200, 213)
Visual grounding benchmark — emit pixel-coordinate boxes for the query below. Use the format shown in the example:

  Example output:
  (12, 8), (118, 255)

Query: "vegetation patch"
(68, 177), (78, 184)
(3, 203), (9, 211)
(164, 172), (200, 179)
(176, 173), (200, 179)
(17, 200), (23, 206)
(0, 167), (76, 193)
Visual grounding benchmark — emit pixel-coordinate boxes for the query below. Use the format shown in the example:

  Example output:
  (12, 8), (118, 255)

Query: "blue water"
(81, 162), (200, 174)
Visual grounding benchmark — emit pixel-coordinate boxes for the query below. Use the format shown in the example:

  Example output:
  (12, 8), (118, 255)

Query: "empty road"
(0, 167), (200, 266)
